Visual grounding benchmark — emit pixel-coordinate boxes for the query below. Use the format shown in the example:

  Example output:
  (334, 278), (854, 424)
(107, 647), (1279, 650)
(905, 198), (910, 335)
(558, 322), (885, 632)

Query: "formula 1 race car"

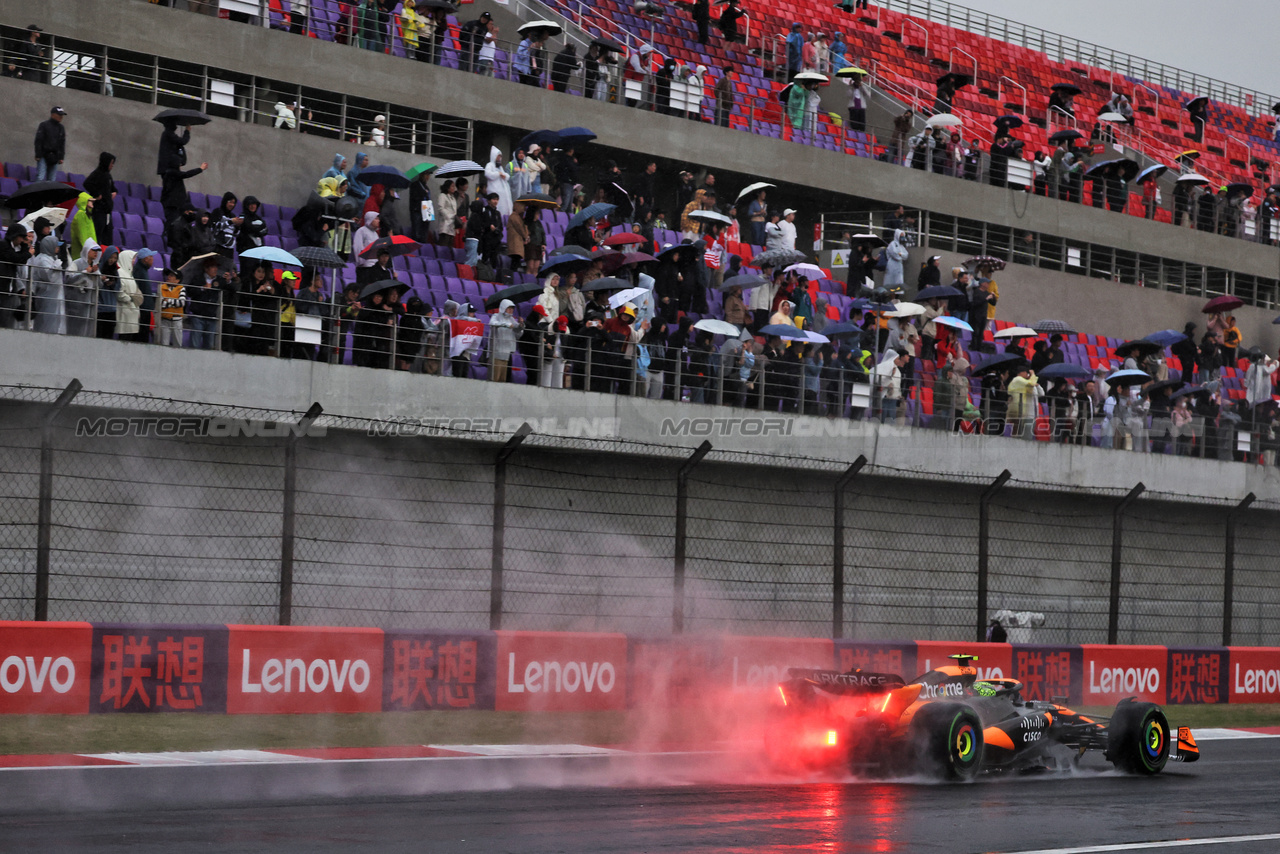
(765, 654), (1199, 779)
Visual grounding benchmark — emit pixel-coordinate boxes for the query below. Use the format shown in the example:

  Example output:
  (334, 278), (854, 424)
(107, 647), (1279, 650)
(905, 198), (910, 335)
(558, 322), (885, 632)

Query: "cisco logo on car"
(239, 649), (372, 694)
(505, 653), (616, 694)
(1088, 662), (1160, 694)
(0, 655), (75, 694)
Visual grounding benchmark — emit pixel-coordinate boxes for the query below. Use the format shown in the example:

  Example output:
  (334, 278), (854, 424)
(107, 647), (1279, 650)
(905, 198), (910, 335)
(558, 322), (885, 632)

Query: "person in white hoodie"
(484, 146), (513, 218)
(65, 238), (100, 337)
(114, 248), (145, 341)
(489, 298), (523, 382)
(873, 347), (909, 423)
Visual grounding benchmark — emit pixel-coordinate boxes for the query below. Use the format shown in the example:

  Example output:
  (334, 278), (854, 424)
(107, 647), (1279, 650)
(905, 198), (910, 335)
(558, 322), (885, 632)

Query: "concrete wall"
(8, 0), (1280, 281)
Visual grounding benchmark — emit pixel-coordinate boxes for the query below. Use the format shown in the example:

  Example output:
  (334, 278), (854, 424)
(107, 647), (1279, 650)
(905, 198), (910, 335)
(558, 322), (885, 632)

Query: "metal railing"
(821, 207), (1280, 308)
(0, 23), (472, 160)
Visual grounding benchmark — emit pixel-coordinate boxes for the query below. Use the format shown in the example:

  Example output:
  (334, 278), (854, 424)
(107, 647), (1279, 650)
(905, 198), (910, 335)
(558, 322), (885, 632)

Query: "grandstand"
(0, 0), (1278, 442)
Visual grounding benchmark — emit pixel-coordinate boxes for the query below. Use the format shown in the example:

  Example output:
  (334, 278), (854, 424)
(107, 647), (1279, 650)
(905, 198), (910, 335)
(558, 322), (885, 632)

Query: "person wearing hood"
(550, 43), (580, 93)
(70, 192), (96, 260)
(187, 209), (217, 258)
(828, 31), (848, 72)
(213, 191), (242, 259)
(915, 254), (941, 292)
(352, 212), (381, 284)
(28, 235), (67, 335)
(130, 248), (157, 342)
(882, 229), (910, 288)
(115, 248), (145, 341)
(322, 154), (348, 182)
(82, 152), (117, 247)
(873, 347), (909, 423)
(770, 298), (797, 330)
(158, 121), (209, 224)
(785, 22), (804, 79)
(273, 99), (307, 130)
(94, 245), (120, 339)
(0, 223), (31, 329)
(345, 152), (371, 202)
(65, 238), (101, 338)
(484, 147), (513, 218)
(475, 193), (505, 276)
(236, 196), (268, 258)
(655, 58), (677, 116)
(489, 298), (524, 382)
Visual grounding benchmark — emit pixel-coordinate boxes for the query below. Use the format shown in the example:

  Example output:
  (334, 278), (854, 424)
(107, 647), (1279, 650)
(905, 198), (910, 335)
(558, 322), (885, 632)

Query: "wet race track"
(6, 737), (1280, 854)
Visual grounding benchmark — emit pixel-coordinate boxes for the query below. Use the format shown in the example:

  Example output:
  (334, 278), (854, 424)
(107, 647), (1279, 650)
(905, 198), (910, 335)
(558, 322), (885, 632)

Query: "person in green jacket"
(786, 81), (808, 136)
(70, 191), (96, 260)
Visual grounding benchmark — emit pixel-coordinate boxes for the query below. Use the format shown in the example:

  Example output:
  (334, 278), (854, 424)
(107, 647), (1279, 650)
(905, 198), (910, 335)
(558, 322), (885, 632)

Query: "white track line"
(1192, 728), (1280, 741)
(998, 832), (1280, 853)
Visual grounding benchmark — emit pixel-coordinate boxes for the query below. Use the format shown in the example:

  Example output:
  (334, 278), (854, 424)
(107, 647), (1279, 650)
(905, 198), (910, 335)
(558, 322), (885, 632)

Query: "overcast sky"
(935, 0), (1279, 107)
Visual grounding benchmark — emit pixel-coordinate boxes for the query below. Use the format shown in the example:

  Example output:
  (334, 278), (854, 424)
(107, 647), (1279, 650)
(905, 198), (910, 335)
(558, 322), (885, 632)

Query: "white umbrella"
(435, 160), (486, 178)
(800, 329), (830, 344)
(518, 19), (563, 36)
(608, 286), (649, 309)
(933, 315), (973, 332)
(1097, 111), (1127, 123)
(885, 301), (925, 318)
(693, 318), (742, 337)
(735, 182), (775, 202)
(784, 262), (825, 279)
(18, 206), (67, 230)
(689, 210), (733, 226)
(925, 113), (963, 128)
(793, 71), (829, 83)
(993, 326), (1038, 339)
(1176, 172), (1210, 185)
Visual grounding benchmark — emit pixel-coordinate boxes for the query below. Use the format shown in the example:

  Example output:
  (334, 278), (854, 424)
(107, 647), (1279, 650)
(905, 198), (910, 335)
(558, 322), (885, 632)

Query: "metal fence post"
(673, 441), (712, 633)
(490, 423), (532, 630)
(1108, 483), (1145, 645)
(833, 456), (867, 639)
(976, 469), (1011, 642)
(1223, 492), (1255, 646)
(279, 402), (323, 627)
(35, 380), (83, 622)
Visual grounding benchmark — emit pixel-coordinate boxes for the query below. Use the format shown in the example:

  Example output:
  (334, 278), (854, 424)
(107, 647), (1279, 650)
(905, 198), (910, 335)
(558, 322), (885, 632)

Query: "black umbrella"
(1171, 385), (1209, 401)
(718, 274), (768, 291)
(517, 129), (561, 151)
(1184, 95), (1208, 111)
(994, 114), (1024, 129)
(1049, 129), (1083, 143)
(359, 279), (404, 300)
(557, 126), (597, 145)
(1144, 378), (1183, 397)
(579, 276), (631, 292)
(178, 252), (233, 273)
(1224, 182), (1254, 199)
(550, 244), (595, 257)
(1113, 338), (1163, 359)
(937, 71), (972, 88)
(538, 254), (593, 276)
(915, 285), (963, 301)
(973, 352), (1027, 376)
(1052, 83), (1082, 95)
(3, 181), (79, 209)
(416, 0), (457, 9)
(592, 36), (625, 53)
(484, 281), (545, 310)
(1033, 319), (1076, 336)
(290, 245), (345, 269)
(516, 193), (558, 209)
(153, 108), (211, 126)
(360, 165), (410, 189)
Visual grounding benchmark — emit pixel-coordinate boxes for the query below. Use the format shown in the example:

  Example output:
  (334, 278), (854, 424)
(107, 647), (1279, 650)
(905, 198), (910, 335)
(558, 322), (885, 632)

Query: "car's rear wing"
(785, 668), (906, 695)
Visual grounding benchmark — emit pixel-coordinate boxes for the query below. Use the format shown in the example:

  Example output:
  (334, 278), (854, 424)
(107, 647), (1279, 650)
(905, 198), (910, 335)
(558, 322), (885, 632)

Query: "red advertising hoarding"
(226, 626), (383, 714)
(1229, 647), (1280, 704)
(495, 631), (627, 712)
(0, 622), (92, 715)
(1081, 644), (1166, 705)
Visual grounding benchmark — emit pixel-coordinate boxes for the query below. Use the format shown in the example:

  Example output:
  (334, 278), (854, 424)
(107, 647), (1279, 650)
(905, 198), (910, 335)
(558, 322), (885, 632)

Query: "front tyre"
(1106, 699), (1170, 775)
(910, 703), (983, 780)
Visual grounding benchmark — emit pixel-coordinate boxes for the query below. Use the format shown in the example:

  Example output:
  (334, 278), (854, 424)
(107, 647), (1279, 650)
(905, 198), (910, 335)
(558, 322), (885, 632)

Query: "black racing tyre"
(910, 703), (984, 780)
(1106, 699), (1170, 775)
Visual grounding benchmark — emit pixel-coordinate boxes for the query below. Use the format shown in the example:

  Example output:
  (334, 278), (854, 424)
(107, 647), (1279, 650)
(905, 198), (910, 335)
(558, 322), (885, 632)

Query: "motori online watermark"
(76, 416), (327, 439)
(367, 416), (621, 438)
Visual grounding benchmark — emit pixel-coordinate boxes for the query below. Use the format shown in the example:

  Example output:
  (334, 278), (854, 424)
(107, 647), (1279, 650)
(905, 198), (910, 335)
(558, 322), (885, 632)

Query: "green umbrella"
(405, 162), (438, 181)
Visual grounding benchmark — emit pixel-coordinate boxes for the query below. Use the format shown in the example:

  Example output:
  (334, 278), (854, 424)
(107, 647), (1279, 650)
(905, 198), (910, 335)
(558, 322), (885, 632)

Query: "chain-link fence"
(3, 390), (1280, 645)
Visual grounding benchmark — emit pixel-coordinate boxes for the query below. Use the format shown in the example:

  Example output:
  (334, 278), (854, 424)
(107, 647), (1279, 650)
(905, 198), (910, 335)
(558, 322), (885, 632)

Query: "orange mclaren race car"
(765, 654), (1199, 779)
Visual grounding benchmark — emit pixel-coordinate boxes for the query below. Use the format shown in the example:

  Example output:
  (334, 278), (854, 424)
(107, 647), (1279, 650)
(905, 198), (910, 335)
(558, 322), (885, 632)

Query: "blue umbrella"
(557, 126), (597, 144)
(359, 165), (410, 189)
(568, 202), (616, 229)
(1136, 164), (1168, 184)
(915, 285), (964, 301)
(240, 246), (304, 267)
(819, 322), (863, 339)
(1039, 362), (1093, 380)
(1105, 369), (1151, 385)
(758, 323), (808, 340)
(1144, 329), (1187, 347)
(933, 315), (973, 332)
(851, 298), (896, 312)
(517, 129), (561, 151)
(538, 253), (593, 276)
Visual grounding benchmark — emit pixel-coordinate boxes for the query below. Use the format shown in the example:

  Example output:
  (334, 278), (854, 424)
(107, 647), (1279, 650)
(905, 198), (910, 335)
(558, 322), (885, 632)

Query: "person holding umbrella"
(351, 282), (396, 369)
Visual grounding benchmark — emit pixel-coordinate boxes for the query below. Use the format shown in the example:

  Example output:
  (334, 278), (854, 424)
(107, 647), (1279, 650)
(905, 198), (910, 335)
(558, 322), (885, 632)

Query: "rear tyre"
(1106, 699), (1169, 775)
(910, 703), (983, 780)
